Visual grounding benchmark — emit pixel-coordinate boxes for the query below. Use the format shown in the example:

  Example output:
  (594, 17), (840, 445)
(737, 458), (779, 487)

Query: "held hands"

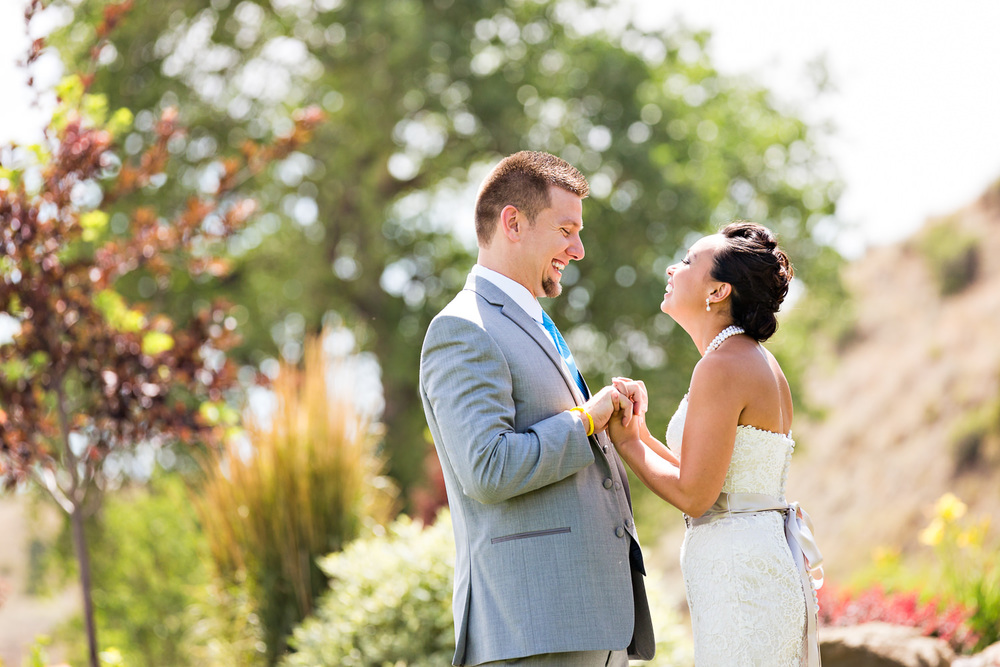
(612, 377), (647, 417)
(577, 378), (648, 436)
(608, 377), (648, 445)
(580, 382), (642, 434)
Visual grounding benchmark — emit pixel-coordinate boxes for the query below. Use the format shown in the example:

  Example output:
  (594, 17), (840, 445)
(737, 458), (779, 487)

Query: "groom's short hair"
(475, 151), (589, 248)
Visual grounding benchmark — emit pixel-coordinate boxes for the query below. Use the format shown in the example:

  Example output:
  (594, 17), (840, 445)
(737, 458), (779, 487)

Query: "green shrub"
(282, 511), (455, 667)
(283, 510), (694, 666)
(916, 221), (981, 296)
(42, 473), (218, 667)
(948, 396), (1000, 474)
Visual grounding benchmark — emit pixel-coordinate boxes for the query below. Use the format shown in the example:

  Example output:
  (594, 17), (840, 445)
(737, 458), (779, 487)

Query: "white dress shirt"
(470, 264), (560, 353)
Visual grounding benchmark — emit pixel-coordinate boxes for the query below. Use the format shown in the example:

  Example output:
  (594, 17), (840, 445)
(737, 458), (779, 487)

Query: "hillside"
(785, 179), (1000, 580)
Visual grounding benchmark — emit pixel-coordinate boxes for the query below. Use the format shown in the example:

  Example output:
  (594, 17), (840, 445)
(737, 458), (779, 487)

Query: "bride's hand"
(608, 405), (642, 446)
(612, 377), (647, 421)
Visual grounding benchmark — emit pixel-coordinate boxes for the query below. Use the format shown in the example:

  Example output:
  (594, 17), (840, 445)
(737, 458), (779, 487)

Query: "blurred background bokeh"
(1, 1), (998, 665)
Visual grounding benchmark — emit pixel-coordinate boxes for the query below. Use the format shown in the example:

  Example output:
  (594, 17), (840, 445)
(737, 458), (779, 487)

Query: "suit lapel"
(465, 275), (586, 404)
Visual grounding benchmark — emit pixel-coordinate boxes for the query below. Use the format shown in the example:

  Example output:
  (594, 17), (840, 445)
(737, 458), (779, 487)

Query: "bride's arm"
(637, 416), (680, 467)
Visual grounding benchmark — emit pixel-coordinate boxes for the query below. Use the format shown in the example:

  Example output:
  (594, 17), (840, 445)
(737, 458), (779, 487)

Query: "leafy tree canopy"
(47, 0), (846, 495)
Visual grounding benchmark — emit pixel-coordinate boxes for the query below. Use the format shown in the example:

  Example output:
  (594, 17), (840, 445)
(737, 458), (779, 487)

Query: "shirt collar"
(471, 264), (544, 323)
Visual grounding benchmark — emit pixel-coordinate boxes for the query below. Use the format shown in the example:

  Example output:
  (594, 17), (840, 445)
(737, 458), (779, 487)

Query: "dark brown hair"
(711, 221), (794, 342)
(474, 151), (589, 247)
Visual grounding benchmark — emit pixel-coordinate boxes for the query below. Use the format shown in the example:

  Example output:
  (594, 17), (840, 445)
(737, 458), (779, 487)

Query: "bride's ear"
(712, 283), (732, 302)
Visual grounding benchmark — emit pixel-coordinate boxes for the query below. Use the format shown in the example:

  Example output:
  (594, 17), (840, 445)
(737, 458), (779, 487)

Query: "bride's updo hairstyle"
(710, 221), (794, 342)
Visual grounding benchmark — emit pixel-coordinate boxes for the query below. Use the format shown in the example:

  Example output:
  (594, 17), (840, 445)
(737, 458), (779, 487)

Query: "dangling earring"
(705, 296), (711, 312)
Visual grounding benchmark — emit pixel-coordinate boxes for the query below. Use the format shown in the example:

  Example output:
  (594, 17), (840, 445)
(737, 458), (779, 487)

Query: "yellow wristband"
(570, 406), (595, 437)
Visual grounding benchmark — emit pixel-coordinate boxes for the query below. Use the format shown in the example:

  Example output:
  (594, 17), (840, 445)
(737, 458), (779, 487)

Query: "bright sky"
(2, 1), (999, 258)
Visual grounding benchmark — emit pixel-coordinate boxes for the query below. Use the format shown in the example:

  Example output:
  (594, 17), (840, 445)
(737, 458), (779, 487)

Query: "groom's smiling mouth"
(551, 260), (566, 276)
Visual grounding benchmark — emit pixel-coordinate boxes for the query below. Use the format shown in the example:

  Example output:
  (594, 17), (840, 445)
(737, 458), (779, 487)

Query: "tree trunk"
(71, 502), (100, 667)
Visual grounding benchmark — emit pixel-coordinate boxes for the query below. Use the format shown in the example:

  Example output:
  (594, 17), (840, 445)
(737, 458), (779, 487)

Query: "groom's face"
(513, 185), (585, 299)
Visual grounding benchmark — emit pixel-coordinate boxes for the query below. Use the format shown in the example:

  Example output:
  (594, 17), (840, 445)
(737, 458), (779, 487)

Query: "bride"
(609, 222), (823, 666)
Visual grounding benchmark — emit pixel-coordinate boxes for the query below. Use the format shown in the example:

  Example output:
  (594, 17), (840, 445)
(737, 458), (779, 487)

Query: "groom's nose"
(567, 232), (584, 261)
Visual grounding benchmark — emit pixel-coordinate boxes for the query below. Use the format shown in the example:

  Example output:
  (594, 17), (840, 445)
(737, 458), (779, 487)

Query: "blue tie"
(541, 311), (588, 398)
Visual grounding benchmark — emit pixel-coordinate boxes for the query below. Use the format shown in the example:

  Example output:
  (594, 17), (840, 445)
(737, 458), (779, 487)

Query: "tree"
(47, 0), (846, 502)
(0, 4), (322, 664)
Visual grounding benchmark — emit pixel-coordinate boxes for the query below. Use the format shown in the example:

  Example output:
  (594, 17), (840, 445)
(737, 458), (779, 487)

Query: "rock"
(818, 622), (956, 667)
(953, 640), (1000, 667)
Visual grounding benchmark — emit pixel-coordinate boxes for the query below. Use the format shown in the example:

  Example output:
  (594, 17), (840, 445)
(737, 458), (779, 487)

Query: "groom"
(419, 151), (654, 666)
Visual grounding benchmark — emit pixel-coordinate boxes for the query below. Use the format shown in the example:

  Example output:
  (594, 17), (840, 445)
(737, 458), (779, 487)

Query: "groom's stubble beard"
(542, 276), (561, 298)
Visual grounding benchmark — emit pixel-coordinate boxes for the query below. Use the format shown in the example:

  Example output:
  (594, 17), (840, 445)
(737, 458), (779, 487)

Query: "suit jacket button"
(603, 478), (613, 489)
(615, 526), (625, 538)
(603, 445), (609, 453)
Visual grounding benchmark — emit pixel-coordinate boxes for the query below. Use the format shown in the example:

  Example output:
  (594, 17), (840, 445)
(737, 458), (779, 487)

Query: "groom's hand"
(581, 385), (633, 434)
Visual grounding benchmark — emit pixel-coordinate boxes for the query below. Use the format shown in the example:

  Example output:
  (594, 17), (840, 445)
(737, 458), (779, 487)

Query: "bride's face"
(661, 234), (724, 317)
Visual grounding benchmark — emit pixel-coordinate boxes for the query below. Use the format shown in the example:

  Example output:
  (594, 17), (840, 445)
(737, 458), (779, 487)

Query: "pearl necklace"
(705, 325), (745, 355)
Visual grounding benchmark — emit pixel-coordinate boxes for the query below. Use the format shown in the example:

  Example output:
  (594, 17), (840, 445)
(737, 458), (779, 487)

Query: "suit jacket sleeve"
(420, 313), (596, 505)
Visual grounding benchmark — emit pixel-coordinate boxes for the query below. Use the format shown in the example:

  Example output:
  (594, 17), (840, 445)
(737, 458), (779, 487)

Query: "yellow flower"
(919, 517), (945, 546)
(934, 492), (967, 522)
(872, 546), (900, 567)
(957, 517), (991, 550)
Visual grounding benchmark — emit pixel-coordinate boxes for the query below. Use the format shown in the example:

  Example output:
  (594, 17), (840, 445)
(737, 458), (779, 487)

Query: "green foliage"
(185, 580), (267, 667)
(50, 0), (846, 501)
(855, 493), (1000, 653)
(919, 493), (1000, 651)
(46, 474), (212, 667)
(88, 475), (209, 666)
(26, 635), (137, 667)
(26, 635), (54, 667)
(194, 331), (398, 664)
(284, 510), (695, 666)
(282, 513), (455, 667)
(948, 395), (1000, 474)
(916, 219), (981, 296)
(33, 471), (267, 667)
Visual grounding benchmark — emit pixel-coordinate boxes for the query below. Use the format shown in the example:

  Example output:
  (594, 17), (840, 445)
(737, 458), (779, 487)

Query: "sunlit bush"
(282, 511), (455, 667)
(282, 510), (695, 666)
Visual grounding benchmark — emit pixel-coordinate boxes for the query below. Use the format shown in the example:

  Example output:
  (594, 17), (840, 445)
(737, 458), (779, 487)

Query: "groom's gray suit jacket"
(419, 274), (654, 666)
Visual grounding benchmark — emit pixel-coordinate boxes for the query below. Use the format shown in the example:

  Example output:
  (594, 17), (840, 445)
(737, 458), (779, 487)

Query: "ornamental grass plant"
(194, 331), (397, 664)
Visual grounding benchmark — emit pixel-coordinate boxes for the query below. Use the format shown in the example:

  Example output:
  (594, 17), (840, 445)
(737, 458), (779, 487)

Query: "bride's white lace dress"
(668, 396), (810, 666)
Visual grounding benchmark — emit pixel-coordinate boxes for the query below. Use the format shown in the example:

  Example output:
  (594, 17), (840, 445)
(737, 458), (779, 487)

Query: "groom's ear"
(500, 205), (522, 241)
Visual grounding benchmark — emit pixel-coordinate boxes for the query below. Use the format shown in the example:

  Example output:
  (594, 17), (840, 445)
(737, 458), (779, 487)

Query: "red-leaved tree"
(0, 3), (322, 665)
